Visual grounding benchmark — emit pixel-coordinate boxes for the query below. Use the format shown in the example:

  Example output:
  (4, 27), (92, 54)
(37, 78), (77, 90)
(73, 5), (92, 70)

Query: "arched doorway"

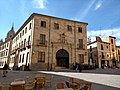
(56, 49), (69, 68)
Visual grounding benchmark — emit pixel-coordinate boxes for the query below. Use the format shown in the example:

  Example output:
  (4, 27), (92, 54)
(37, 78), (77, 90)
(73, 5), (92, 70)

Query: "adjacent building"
(8, 13), (88, 70)
(116, 46), (120, 67)
(87, 36), (119, 68)
(0, 26), (15, 69)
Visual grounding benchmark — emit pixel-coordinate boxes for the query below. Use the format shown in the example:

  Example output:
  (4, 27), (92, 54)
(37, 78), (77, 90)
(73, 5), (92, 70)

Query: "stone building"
(87, 36), (118, 68)
(9, 13), (88, 71)
(0, 26), (15, 69)
(116, 46), (120, 67)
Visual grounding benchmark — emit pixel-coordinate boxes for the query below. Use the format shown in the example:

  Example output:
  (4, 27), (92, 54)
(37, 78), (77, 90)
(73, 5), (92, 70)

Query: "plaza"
(0, 68), (120, 90)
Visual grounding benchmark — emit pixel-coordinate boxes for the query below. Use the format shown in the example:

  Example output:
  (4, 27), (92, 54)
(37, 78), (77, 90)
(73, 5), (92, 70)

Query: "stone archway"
(56, 49), (69, 68)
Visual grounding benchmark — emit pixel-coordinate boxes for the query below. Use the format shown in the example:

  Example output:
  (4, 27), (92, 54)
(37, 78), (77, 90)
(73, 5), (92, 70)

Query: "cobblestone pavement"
(0, 68), (120, 90)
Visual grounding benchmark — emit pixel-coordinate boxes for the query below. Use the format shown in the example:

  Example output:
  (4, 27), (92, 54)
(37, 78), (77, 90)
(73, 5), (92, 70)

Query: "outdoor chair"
(56, 82), (65, 89)
(25, 77), (35, 90)
(36, 77), (46, 90)
(9, 84), (25, 90)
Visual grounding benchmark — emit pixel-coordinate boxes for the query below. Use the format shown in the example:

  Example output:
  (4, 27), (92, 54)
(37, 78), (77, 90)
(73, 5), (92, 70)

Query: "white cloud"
(32, 0), (47, 9)
(72, 0), (96, 21)
(87, 27), (120, 46)
(95, 0), (104, 10)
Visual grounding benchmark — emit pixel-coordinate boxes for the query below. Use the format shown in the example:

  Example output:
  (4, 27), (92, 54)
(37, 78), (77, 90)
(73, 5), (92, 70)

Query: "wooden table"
(11, 81), (25, 85)
(10, 81), (26, 90)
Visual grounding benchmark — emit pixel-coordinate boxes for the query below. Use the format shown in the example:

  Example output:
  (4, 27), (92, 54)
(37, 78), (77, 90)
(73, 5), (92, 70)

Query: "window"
(19, 55), (22, 63)
(112, 45), (114, 52)
(118, 50), (120, 55)
(38, 52), (45, 62)
(67, 25), (72, 31)
(101, 44), (104, 50)
(28, 36), (31, 42)
(78, 39), (83, 49)
(24, 39), (26, 46)
(17, 35), (19, 40)
(22, 54), (25, 63)
(54, 23), (59, 29)
(20, 33), (21, 38)
(41, 21), (46, 27)
(6, 51), (7, 56)
(106, 46), (108, 49)
(29, 23), (32, 30)
(78, 54), (84, 63)
(78, 27), (82, 33)
(26, 52), (29, 65)
(101, 52), (104, 59)
(111, 39), (113, 44)
(25, 27), (27, 33)
(40, 34), (46, 44)
(22, 30), (24, 36)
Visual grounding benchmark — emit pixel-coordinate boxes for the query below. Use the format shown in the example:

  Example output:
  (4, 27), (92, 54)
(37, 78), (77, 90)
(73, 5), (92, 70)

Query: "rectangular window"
(24, 39), (26, 46)
(26, 52), (29, 65)
(112, 45), (114, 52)
(41, 21), (46, 28)
(20, 33), (21, 38)
(101, 52), (104, 59)
(78, 27), (82, 33)
(111, 39), (113, 44)
(29, 23), (32, 30)
(17, 35), (19, 40)
(25, 27), (27, 33)
(38, 52), (45, 62)
(22, 30), (24, 36)
(118, 50), (120, 55)
(40, 34), (46, 44)
(78, 54), (84, 63)
(101, 44), (104, 50)
(28, 36), (31, 42)
(19, 55), (22, 63)
(78, 39), (83, 49)
(54, 23), (59, 29)
(22, 54), (25, 63)
(6, 51), (7, 56)
(67, 25), (72, 31)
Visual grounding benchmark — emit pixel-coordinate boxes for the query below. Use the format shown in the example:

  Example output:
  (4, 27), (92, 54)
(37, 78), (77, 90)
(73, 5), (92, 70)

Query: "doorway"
(56, 49), (69, 68)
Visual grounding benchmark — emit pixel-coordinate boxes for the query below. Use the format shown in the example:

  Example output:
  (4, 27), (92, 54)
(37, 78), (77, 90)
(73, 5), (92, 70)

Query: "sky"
(0, 0), (120, 45)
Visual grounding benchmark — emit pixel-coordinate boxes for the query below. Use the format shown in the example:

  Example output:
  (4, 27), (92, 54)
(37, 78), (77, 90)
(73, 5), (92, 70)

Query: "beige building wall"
(88, 36), (118, 68)
(116, 46), (120, 67)
(10, 18), (34, 70)
(30, 13), (88, 70)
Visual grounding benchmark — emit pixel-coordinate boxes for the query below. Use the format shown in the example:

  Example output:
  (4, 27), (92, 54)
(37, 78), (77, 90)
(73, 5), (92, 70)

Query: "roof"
(87, 40), (110, 45)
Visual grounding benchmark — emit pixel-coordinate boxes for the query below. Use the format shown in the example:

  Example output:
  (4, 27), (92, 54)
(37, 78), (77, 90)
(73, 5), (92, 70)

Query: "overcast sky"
(0, 0), (120, 45)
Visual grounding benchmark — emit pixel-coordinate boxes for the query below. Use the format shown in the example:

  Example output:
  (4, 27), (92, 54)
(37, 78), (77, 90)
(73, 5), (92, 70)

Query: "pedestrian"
(2, 62), (9, 77)
(78, 64), (82, 72)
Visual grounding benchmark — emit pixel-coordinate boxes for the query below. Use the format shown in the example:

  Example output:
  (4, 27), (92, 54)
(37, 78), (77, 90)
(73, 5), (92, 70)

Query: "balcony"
(77, 44), (85, 50)
(26, 41), (31, 48)
(37, 40), (47, 47)
(11, 49), (16, 54)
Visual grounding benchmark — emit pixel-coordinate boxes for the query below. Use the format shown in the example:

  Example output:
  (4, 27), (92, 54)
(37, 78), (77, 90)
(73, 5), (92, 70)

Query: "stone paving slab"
(0, 69), (120, 90)
(40, 71), (120, 89)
